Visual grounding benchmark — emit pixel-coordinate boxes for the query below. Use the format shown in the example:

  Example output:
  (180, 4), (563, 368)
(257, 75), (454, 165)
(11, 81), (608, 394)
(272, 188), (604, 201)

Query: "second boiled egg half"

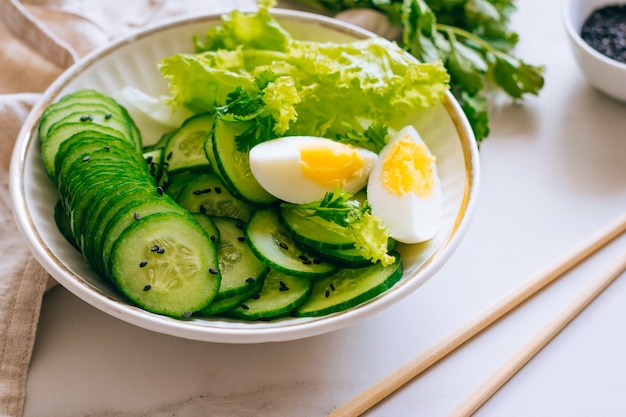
(249, 136), (378, 204)
(367, 125), (443, 244)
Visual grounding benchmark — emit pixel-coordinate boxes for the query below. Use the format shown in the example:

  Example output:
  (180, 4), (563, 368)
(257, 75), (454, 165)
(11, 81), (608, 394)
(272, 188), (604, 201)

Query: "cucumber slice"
(163, 112), (214, 174)
(206, 117), (276, 205)
(291, 252), (403, 317)
(227, 269), (312, 320)
(45, 124), (133, 181)
(175, 171), (255, 221)
(143, 148), (167, 185)
(163, 169), (198, 201)
(199, 268), (265, 316)
(100, 193), (186, 277)
(245, 207), (337, 279)
(110, 212), (221, 317)
(53, 133), (144, 185)
(190, 212), (220, 245)
(54, 199), (79, 251)
(210, 216), (270, 301)
(39, 89), (141, 149)
(279, 206), (355, 250)
(299, 238), (399, 268)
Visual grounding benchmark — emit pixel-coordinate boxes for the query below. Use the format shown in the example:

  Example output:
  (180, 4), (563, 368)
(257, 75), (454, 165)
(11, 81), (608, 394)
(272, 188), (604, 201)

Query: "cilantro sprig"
(334, 120), (389, 154)
(216, 71), (279, 153)
(294, 0), (545, 144)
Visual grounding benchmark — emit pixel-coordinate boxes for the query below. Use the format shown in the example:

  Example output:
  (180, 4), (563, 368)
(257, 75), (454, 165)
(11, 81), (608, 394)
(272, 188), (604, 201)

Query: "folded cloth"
(0, 1), (395, 415)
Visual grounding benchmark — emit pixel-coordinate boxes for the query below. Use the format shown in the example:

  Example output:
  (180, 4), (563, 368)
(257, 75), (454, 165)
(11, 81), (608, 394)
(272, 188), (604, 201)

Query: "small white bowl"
(563, 0), (626, 101)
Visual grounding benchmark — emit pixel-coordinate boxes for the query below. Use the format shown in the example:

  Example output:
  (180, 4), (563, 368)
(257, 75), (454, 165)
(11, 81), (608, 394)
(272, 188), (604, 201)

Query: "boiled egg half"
(367, 125), (443, 244)
(249, 136), (378, 204)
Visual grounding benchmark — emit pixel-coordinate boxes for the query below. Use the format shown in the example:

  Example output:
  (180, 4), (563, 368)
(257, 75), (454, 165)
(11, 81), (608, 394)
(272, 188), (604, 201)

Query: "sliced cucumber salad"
(37, 3), (452, 322)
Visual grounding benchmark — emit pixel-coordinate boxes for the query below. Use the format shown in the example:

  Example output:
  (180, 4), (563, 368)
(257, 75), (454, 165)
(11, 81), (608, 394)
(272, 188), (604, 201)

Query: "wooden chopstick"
(327, 212), (626, 417)
(447, 247), (626, 417)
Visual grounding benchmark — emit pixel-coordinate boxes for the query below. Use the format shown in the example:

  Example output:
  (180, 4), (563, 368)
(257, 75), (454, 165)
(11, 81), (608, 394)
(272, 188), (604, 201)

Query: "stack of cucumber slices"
(41, 89), (403, 321)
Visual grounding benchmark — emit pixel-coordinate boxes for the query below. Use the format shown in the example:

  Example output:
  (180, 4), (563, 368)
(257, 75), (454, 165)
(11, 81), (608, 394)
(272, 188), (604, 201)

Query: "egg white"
(367, 126), (443, 244)
(249, 136), (378, 204)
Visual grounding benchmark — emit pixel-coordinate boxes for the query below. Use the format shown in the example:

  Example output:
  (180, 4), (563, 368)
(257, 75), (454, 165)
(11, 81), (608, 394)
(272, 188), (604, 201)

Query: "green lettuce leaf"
(159, 1), (449, 144)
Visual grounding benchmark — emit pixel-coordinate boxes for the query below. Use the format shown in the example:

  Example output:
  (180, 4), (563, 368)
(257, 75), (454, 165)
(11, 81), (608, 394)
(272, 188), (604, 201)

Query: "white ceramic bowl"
(9, 9), (480, 343)
(563, 0), (626, 101)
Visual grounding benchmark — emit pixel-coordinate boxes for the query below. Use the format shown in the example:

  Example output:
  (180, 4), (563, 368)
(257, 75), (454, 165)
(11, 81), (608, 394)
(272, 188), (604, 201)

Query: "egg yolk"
(299, 142), (364, 188)
(381, 136), (436, 198)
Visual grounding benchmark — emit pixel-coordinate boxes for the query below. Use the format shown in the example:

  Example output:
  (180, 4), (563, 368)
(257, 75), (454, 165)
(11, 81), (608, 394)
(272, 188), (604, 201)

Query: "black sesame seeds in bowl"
(564, 0), (626, 102)
(581, 4), (626, 64)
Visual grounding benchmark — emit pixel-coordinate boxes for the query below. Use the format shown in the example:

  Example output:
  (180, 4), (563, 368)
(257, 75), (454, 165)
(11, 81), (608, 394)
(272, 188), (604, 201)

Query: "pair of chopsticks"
(328, 212), (626, 417)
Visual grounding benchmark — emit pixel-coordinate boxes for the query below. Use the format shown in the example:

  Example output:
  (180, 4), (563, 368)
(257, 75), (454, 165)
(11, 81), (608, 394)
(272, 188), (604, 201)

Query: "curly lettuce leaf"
(293, 0), (545, 144)
(194, 0), (290, 53)
(159, 0), (449, 149)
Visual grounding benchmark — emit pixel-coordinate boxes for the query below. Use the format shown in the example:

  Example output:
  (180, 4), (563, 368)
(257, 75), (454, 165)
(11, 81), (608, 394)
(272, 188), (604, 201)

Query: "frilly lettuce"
(158, 0), (449, 144)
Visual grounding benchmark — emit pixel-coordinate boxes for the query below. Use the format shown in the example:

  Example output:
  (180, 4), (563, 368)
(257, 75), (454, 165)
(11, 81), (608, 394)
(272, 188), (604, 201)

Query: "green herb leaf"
(334, 121), (389, 153)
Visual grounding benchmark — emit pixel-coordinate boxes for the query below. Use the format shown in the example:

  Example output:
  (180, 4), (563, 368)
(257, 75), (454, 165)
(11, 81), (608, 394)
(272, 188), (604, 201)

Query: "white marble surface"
(23, 0), (626, 416)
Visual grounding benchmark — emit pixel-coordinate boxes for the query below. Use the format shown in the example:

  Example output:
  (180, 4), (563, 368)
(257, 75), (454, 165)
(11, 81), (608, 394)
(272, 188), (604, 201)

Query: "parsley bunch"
(294, 0), (545, 143)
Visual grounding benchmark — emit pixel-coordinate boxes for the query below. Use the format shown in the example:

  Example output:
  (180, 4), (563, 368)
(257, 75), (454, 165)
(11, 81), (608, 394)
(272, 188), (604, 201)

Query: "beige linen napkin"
(0, 1), (394, 415)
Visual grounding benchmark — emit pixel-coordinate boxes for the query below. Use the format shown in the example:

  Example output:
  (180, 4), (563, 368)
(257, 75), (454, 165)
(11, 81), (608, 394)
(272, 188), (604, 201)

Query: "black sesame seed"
(210, 235), (216, 243)
(279, 281), (289, 291)
(166, 151), (173, 160)
(145, 155), (153, 164)
(139, 260), (148, 268)
(298, 255), (309, 261)
(182, 311), (192, 318)
(104, 113), (112, 120)
(325, 290), (330, 298)
(241, 303), (250, 310)
(245, 277), (255, 283)
(313, 258), (323, 264)
(236, 221), (244, 230)
(330, 283), (335, 291)
(199, 205), (207, 214)
(143, 284), (151, 291)
(79, 114), (92, 122)
(193, 188), (211, 195)
(103, 145), (110, 151)
(250, 293), (260, 299)
(151, 245), (160, 252)
(214, 186), (222, 193)
(157, 248), (165, 254)
(82, 155), (91, 162)
(134, 212), (140, 220)
(156, 186), (164, 196)
(237, 236), (246, 242)
(302, 259), (312, 265)
(279, 242), (288, 250)
(209, 267), (219, 275)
